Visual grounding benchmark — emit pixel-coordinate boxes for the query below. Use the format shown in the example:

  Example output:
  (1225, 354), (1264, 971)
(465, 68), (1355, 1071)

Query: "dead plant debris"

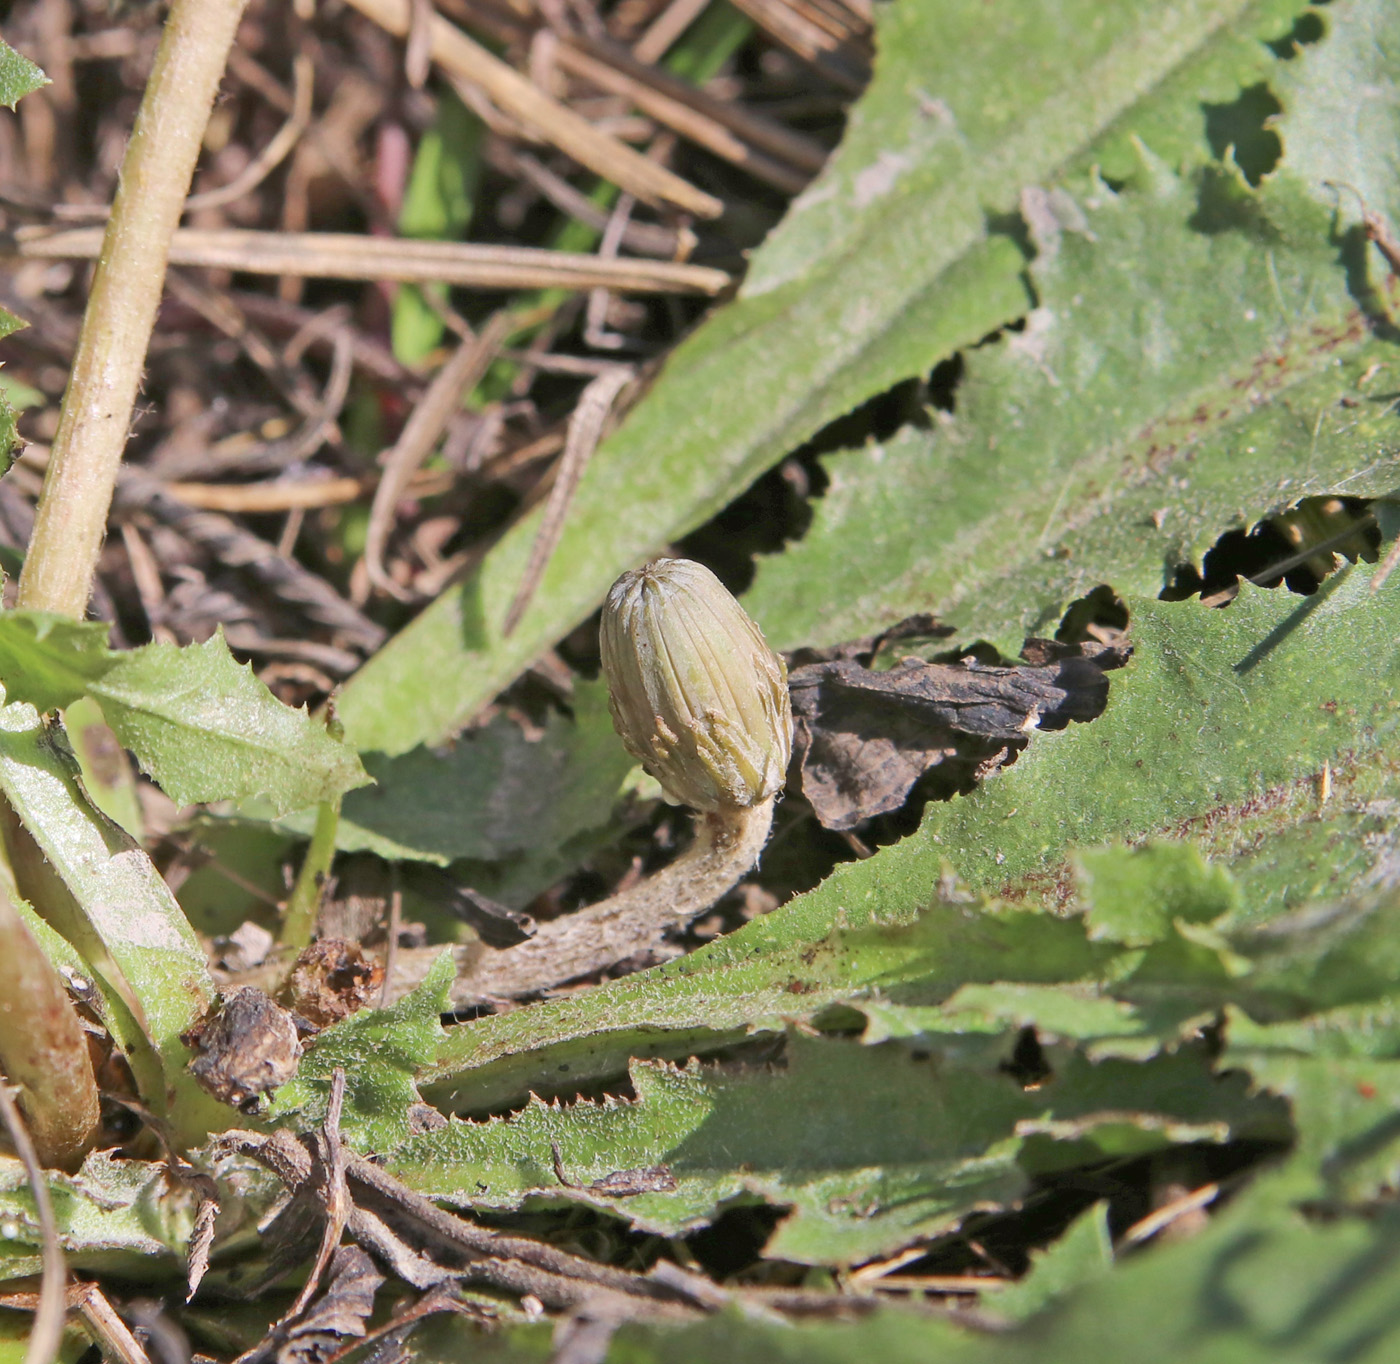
(789, 630), (1130, 830)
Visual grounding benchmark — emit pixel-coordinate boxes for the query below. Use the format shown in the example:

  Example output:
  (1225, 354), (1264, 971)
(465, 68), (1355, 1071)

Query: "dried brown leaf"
(275, 1245), (383, 1364)
(281, 940), (384, 1030)
(183, 987), (302, 1112)
(790, 641), (1128, 829)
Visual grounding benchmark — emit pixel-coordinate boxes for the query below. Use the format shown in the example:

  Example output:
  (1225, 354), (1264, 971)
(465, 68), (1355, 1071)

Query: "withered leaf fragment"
(274, 1245), (383, 1364)
(551, 1141), (678, 1195)
(183, 986), (302, 1112)
(281, 939), (384, 1029)
(789, 639), (1128, 829)
(185, 1195), (219, 1302)
(408, 866), (537, 947)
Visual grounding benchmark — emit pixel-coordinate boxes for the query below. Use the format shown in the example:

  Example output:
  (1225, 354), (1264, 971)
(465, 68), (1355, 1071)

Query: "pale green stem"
(281, 797), (342, 951)
(6, 0), (245, 1163)
(17, 0), (248, 618)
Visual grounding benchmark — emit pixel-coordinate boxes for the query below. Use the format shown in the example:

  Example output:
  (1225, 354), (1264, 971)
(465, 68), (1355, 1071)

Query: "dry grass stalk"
(187, 52), (315, 212)
(0, 1080), (66, 1364)
(10, 226), (731, 294)
(726, 0), (872, 90)
(503, 363), (634, 634)
(16, 0), (251, 619)
(633, 0), (715, 64)
(487, 141), (692, 257)
(162, 470), (454, 513)
(365, 311), (513, 598)
(343, 0), (723, 217)
(563, 35), (829, 175)
(556, 42), (808, 194)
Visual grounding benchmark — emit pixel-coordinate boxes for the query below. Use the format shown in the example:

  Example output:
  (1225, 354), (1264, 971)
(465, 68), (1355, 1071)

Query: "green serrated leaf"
(0, 307), (27, 345)
(1225, 1026), (1400, 1203)
(745, 162), (1399, 653)
(268, 952), (453, 1151)
(0, 38), (47, 111)
(856, 984), (1162, 1050)
(403, 1035), (1029, 1266)
(427, 563), (1400, 1108)
(555, 1182), (1399, 1364)
(918, 570), (1400, 898)
(0, 1150), (193, 1280)
(988, 1194), (1400, 1364)
(398, 1033), (1279, 1267)
(408, 1310), (948, 1364)
(1273, 0), (1400, 234)
(0, 392), (17, 475)
(0, 614), (368, 814)
(423, 901), (1118, 1113)
(1076, 842), (1241, 947)
(0, 702), (226, 1145)
(0, 301), (26, 473)
(411, 1178), (1400, 1362)
(334, 0), (1330, 756)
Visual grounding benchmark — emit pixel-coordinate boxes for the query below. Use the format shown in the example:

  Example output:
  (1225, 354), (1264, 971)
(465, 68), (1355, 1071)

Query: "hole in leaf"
(1001, 1026), (1052, 1087)
(676, 453), (830, 595)
(1162, 496), (1380, 605)
(684, 302), (1028, 598)
(685, 1201), (790, 1279)
(926, 351), (965, 414)
(1055, 585), (1130, 647)
(676, 350), (981, 596)
(1265, 9), (1326, 58)
(803, 375), (933, 454)
(1202, 82), (1283, 185)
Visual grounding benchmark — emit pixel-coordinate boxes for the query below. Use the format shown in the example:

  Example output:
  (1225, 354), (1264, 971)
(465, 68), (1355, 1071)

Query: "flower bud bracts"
(600, 558), (792, 812)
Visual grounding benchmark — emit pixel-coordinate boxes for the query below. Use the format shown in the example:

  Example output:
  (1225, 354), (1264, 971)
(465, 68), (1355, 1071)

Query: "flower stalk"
(457, 796), (776, 998)
(448, 558), (790, 1000)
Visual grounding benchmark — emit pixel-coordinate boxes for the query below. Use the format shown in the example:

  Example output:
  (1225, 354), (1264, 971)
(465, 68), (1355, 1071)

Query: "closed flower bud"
(600, 558), (792, 812)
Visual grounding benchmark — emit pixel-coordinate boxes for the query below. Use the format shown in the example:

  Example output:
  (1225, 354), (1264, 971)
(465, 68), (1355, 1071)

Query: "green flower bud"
(600, 558), (792, 812)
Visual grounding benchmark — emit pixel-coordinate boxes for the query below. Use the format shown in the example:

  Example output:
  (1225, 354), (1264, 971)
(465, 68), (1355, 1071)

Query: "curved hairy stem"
(18, 0), (248, 618)
(458, 797), (775, 1000)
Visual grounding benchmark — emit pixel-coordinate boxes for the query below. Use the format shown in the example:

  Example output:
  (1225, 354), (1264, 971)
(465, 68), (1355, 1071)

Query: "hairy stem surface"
(453, 797), (775, 1002)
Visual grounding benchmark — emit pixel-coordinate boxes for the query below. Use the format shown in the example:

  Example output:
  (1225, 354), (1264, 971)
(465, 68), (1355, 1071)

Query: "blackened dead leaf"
(789, 639), (1128, 829)
(184, 986), (302, 1112)
(282, 940), (385, 1029)
(275, 1245), (383, 1364)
